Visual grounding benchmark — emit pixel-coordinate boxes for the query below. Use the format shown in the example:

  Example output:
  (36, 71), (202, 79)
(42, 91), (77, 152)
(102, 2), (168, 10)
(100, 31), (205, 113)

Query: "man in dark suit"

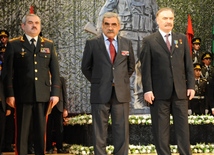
(140, 8), (195, 155)
(3, 13), (60, 155)
(46, 76), (68, 154)
(81, 12), (135, 155)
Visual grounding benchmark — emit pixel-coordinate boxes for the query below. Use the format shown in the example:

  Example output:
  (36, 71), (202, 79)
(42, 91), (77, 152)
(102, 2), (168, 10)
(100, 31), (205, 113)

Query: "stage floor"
(2, 153), (214, 155)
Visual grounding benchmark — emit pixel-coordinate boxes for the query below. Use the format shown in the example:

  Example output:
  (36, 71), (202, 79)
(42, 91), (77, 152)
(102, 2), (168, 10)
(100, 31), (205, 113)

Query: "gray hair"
(156, 7), (174, 18)
(22, 14), (41, 24)
(102, 12), (121, 24)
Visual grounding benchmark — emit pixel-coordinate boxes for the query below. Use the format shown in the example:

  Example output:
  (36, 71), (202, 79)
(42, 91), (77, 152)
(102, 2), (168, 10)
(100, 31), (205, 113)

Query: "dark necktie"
(108, 38), (116, 64)
(165, 34), (171, 52)
(195, 79), (199, 85)
(30, 38), (36, 52)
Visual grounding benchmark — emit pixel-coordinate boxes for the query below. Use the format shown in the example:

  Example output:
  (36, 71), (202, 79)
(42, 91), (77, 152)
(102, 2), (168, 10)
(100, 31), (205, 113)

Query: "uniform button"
(35, 77), (38, 80)
(45, 55), (47, 58)
(113, 67), (115, 70)
(35, 69), (38, 72)
(171, 56), (172, 58)
(35, 61), (37, 64)
(34, 54), (36, 57)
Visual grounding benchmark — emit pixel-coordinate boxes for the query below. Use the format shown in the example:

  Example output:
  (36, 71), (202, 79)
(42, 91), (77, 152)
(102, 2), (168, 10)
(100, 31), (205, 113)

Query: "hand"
(188, 109), (192, 115)
(144, 92), (155, 104)
(50, 96), (59, 108)
(6, 97), (15, 108)
(63, 109), (68, 118)
(205, 109), (209, 115)
(187, 89), (195, 100)
(6, 110), (11, 116)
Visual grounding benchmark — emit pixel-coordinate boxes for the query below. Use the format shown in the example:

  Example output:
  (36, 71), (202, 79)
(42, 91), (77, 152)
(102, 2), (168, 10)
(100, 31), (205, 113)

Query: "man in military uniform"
(0, 61), (7, 155)
(0, 30), (9, 47)
(188, 63), (209, 115)
(3, 14), (60, 155)
(201, 52), (214, 81)
(97, 0), (159, 113)
(192, 37), (205, 64)
(0, 30), (9, 66)
(0, 30), (15, 153)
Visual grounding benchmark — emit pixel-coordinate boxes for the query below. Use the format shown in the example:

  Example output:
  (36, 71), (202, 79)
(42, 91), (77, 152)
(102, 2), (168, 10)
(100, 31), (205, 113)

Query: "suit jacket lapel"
(97, 35), (112, 64)
(155, 31), (170, 54)
(114, 35), (121, 65)
(35, 36), (41, 54)
(171, 32), (176, 54)
(22, 34), (33, 52)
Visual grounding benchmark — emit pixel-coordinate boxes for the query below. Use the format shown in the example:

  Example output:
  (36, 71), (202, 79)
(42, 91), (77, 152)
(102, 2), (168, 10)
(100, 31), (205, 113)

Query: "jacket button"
(35, 77), (38, 80)
(35, 61), (37, 64)
(34, 54), (36, 57)
(35, 69), (38, 72)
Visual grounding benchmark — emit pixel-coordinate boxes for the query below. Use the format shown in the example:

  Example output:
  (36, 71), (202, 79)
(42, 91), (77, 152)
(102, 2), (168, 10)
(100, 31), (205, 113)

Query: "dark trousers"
(150, 90), (192, 155)
(189, 99), (205, 115)
(15, 102), (47, 155)
(46, 106), (63, 150)
(0, 105), (6, 154)
(91, 87), (129, 155)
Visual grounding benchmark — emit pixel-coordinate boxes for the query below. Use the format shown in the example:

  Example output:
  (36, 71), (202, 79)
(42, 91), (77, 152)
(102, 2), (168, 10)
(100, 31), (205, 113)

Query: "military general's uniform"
(3, 34), (60, 155)
(0, 76), (6, 155)
(189, 78), (208, 115)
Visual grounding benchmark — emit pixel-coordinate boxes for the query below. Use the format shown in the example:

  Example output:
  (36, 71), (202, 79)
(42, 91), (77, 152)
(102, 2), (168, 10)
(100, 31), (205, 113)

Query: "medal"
(20, 48), (27, 57)
(174, 40), (178, 48)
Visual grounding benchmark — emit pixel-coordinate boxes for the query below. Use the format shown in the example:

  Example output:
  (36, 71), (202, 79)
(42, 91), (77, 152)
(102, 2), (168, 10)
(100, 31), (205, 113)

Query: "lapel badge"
(179, 39), (182, 44)
(20, 48), (27, 57)
(121, 50), (129, 56)
(174, 40), (178, 48)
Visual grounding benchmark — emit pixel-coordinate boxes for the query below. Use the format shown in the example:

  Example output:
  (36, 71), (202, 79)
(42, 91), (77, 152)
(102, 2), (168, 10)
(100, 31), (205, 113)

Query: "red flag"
(187, 14), (194, 56)
(30, 5), (34, 14)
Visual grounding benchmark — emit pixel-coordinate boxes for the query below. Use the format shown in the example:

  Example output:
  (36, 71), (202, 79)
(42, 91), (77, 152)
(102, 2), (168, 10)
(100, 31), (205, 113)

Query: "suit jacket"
(3, 34), (60, 103)
(140, 31), (195, 99)
(55, 77), (68, 112)
(81, 34), (135, 103)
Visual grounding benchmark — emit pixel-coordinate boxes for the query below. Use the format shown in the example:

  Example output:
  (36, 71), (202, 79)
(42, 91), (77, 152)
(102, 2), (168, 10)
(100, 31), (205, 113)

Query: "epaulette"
(42, 37), (53, 43)
(9, 37), (21, 42)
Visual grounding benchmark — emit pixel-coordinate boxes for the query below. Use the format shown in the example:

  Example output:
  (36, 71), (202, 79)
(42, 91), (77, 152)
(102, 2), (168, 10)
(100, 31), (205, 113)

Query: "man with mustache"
(82, 12), (135, 155)
(97, 0), (159, 114)
(140, 8), (195, 154)
(3, 13), (60, 155)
